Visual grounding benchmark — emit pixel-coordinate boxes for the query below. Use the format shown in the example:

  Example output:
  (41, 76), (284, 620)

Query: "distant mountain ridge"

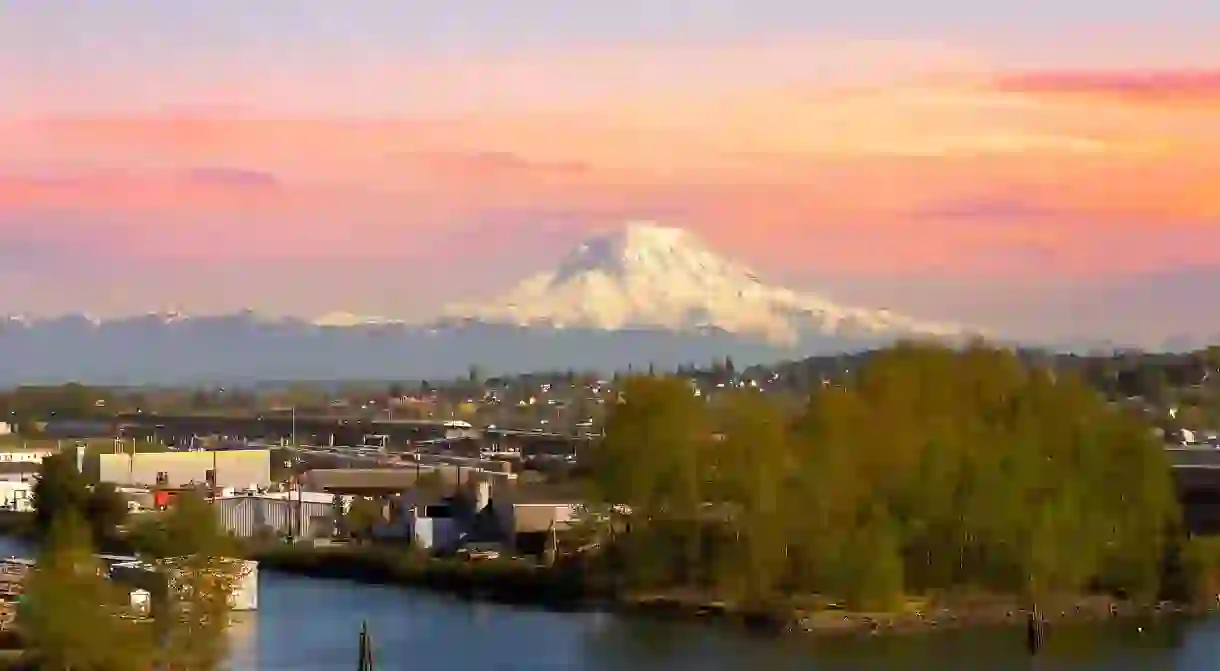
(0, 313), (803, 384)
(0, 222), (980, 384)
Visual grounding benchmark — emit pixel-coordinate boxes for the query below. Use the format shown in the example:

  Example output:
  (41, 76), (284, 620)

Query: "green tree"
(86, 482), (130, 547)
(18, 511), (156, 670)
(31, 452), (91, 541)
(589, 341), (1182, 612)
(705, 391), (790, 606)
(32, 453), (129, 547)
(591, 376), (710, 589)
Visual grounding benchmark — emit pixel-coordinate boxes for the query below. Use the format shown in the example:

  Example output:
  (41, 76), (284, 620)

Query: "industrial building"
(0, 445), (56, 464)
(212, 492), (346, 540)
(98, 449), (273, 489)
(0, 481), (34, 512)
(0, 462), (39, 484)
(302, 463), (514, 496)
(394, 478), (581, 555)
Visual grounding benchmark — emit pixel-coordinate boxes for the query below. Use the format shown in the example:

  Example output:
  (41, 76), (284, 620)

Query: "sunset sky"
(2, 1), (1218, 344)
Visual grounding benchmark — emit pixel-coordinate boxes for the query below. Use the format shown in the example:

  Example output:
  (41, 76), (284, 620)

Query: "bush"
(251, 545), (590, 606)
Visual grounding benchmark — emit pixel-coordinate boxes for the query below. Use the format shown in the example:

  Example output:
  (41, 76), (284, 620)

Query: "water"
(6, 536), (1220, 669)
(226, 577), (1220, 671)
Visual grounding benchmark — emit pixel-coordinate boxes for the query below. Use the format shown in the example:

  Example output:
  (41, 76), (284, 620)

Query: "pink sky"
(2, 35), (1219, 342)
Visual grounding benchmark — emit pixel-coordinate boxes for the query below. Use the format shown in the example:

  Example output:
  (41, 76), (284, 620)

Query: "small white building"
(0, 446), (56, 464)
(0, 481), (34, 512)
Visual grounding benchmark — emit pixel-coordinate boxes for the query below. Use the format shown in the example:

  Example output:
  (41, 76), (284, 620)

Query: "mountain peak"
(442, 221), (971, 344)
(617, 221), (693, 255)
(551, 220), (738, 284)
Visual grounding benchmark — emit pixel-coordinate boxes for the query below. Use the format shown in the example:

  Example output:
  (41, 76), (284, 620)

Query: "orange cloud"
(3, 60), (1219, 278)
(994, 69), (1220, 105)
(0, 169), (301, 214)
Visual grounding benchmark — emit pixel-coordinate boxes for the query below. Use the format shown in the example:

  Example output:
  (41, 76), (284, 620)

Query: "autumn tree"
(18, 511), (155, 670)
(343, 497), (385, 540)
(137, 490), (246, 671)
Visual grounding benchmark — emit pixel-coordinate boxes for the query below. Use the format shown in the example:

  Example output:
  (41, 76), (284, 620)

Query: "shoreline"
(248, 544), (1211, 637)
(3, 527), (1210, 639)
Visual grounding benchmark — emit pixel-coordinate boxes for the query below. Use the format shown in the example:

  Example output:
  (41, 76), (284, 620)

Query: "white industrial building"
(0, 481), (34, 512)
(213, 492), (347, 540)
(0, 445), (56, 463)
(99, 449), (272, 489)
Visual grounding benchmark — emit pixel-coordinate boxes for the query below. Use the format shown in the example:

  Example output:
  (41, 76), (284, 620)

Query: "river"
(5, 537), (1220, 669)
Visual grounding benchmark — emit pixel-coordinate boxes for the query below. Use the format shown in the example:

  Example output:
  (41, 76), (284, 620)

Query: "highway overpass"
(112, 412), (592, 456)
(113, 412), (458, 448)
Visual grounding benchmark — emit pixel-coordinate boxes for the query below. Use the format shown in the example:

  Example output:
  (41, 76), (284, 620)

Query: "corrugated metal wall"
(214, 496), (334, 539)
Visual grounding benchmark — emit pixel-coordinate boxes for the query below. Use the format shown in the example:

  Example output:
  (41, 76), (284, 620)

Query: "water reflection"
(2, 535), (1219, 670)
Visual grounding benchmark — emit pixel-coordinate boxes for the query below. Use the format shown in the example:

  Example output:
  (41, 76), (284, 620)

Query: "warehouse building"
(98, 449), (273, 489)
(212, 492), (343, 540)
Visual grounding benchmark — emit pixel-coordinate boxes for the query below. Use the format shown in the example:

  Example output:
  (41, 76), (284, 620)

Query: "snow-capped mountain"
(443, 221), (970, 345)
(0, 222), (981, 384)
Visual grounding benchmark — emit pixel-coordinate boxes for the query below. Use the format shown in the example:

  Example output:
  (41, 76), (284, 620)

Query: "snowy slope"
(441, 221), (970, 345)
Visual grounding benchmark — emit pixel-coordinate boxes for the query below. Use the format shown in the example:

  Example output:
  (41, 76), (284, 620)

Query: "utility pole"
(211, 445), (218, 505)
(356, 620), (374, 671)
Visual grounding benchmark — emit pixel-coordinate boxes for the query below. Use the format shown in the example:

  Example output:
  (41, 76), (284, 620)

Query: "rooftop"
(302, 468), (431, 493)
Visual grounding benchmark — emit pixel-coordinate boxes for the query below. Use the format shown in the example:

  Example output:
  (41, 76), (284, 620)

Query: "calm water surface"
(5, 537), (1220, 669)
(228, 574), (1220, 671)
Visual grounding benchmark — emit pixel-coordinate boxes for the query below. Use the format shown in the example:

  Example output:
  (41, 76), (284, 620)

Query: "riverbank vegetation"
(251, 544), (589, 606)
(584, 342), (1187, 619)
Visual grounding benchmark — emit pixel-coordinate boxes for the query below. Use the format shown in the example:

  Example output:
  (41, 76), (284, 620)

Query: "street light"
(270, 406), (296, 447)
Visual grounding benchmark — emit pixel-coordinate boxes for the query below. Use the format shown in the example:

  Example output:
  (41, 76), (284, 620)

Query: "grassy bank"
(247, 543), (1215, 637)
(249, 544), (593, 609)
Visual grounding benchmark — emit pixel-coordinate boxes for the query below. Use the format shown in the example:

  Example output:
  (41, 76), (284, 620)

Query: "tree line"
(587, 341), (1196, 612)
(13, 452), (245, 670)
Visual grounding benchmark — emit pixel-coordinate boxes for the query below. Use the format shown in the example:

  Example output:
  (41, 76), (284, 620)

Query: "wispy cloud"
(993, 69), (1220, 104)
(2, 55), (1218, 290)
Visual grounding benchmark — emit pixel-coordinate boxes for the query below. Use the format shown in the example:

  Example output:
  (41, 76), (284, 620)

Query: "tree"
(591, 375), (710, 589)
(86, 481), (130, 547)
(137, 491), (246, 671)
(18, 511), (155, 670)
(343, 497), (385, 540)
(587, 341), (1182, 612)
(706, 392), (790, 606)
(31, 451), (90, 541)
(32, 453), (129, 547)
